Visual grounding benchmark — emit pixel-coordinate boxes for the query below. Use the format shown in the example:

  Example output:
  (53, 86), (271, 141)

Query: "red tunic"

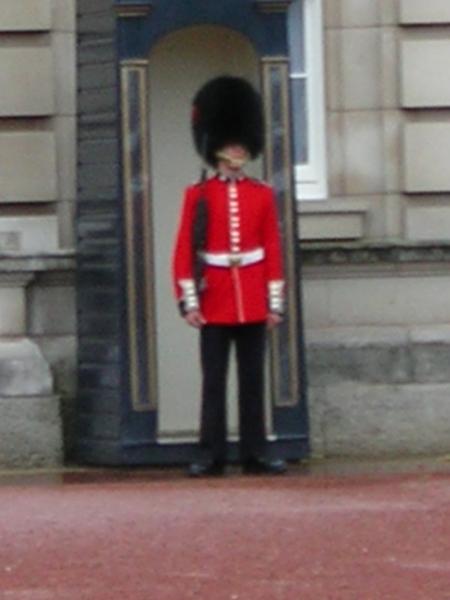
(172, 174), (285, 324)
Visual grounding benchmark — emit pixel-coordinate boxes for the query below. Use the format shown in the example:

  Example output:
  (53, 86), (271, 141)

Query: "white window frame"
(289, 0), (328, 201)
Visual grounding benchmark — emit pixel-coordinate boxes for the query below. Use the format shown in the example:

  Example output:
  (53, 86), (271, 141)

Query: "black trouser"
(199, 323), (267, 463)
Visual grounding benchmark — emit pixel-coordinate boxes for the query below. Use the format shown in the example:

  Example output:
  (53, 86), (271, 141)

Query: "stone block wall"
(0, 0), (76, 246)
(0, 1), (77, 468)
(300, 1), (401, 241)
(302, 243), (450, 458)
(307, 324), (450, 458)
(303, 0), (450, 243)
(297, 2), (450, 459)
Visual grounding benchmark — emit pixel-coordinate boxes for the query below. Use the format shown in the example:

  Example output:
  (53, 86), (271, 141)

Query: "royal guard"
(172, 76), (286, 476)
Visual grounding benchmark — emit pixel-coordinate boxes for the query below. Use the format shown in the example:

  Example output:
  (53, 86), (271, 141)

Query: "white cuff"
(268, 280), (285, 314)
(178, 279), (199, 311)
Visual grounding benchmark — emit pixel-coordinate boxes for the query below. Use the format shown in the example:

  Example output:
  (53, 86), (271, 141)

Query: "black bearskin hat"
(192, 76), (264, 167)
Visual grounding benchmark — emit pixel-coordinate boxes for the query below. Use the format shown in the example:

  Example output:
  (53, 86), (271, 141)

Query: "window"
(288, 0), (327, 200)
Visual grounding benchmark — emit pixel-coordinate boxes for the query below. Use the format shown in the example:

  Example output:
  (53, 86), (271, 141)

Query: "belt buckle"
(229, 254), (242, 267)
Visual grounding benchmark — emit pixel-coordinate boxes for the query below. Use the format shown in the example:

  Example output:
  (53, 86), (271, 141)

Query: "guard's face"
(216, 144), (250, 169)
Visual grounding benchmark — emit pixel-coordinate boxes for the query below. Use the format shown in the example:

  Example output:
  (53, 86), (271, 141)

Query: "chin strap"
(215, 150), (249, 169)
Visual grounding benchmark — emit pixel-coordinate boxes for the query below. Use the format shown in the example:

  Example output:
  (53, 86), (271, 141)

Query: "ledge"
(0, 252), (76, 273)
(300, 240), (450, 267)
(306, 323), (450, 386)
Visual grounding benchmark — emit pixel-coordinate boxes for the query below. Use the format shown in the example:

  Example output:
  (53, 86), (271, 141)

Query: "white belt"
(201, 248), (265, 267)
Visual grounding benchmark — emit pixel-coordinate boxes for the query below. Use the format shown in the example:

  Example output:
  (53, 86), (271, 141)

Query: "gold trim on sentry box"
(120, 61), (158, 412)
(138, 64), (159, 412)
(261, 57), (300, 409)
(121, 65), (140, 412)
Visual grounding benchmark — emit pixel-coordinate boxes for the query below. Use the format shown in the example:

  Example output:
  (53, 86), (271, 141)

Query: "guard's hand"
(267, 312), (283, 330)
(185, 309), (206, 328)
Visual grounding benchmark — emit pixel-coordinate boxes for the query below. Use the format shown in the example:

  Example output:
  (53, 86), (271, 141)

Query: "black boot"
(188, 460), (226, 477)
(242, 458), (287, 475)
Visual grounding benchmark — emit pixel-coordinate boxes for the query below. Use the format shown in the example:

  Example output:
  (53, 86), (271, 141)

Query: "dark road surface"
(1, 460), (450, 599)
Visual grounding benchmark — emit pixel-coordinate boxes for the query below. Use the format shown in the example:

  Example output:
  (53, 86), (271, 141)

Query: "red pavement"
(1, 463), (450, 600)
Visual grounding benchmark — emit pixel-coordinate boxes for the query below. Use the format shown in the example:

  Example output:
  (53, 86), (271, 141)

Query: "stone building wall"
(0, 1), (77, 467)
(303, 0), (450, 458)
(303, 0), (450, 327)
(2, 0), (450, 467)
(302, 0), (450, 242)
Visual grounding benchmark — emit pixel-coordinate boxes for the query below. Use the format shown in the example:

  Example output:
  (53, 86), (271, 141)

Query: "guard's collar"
(216, 172), (246, 183)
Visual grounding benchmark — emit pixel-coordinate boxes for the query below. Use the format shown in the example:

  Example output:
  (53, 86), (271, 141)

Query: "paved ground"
(1, 459), (450, 599)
